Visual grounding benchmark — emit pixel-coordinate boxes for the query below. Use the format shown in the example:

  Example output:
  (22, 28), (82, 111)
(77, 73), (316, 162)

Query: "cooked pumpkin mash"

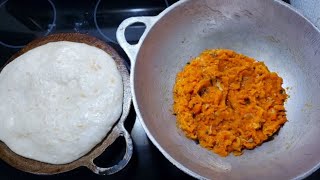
(173, 49), (287, 156)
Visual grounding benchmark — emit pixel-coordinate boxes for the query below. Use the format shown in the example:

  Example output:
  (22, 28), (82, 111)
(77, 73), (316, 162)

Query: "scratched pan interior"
(133, 0), (320, 179)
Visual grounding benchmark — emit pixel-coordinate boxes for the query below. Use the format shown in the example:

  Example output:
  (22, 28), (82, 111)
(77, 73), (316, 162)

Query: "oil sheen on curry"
(173, 49), (288, 157)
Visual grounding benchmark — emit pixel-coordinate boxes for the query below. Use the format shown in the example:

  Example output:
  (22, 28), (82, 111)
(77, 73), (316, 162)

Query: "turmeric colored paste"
(173, 49), (287, 157)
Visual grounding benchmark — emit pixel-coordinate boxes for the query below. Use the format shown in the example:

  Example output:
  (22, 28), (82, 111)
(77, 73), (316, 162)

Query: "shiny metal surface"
(291, 0), (320, 28)
(117, 0), (320, 179)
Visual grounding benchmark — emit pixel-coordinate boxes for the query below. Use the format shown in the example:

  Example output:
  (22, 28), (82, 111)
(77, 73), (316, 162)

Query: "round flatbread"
(0, 41), (123, 164)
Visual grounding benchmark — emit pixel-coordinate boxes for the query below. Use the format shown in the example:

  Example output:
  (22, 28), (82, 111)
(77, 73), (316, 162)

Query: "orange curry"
(173, 49), (287, 156)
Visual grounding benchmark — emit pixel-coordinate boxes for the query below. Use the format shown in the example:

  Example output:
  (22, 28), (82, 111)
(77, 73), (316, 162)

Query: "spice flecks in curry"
(173, 49), (287, 157)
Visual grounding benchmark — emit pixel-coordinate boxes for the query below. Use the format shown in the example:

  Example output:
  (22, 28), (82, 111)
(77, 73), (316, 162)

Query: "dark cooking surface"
(0, 0), (319, 179)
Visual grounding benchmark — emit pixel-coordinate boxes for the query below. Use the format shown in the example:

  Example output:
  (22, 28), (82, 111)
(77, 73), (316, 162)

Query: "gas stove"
(0, 0), (319, 179)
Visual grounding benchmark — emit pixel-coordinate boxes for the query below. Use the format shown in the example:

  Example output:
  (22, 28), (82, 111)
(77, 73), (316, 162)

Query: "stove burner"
(94, 0), (166, 45)
(164, 0), (169, 7)
(94, 0), (117, 44)
(0, 0), (56, 48)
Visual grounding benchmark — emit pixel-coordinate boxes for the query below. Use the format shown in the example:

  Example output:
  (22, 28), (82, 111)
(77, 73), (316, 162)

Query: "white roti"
(0, 41), (123, 164)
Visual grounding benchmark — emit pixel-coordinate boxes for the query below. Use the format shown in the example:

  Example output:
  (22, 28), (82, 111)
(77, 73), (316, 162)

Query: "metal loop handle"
(116, 16), (158, 64)
(87, 126), (133, 175)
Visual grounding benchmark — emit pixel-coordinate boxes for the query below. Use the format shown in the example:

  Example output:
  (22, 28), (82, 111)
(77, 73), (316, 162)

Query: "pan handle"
(86, 125), (133, 175)
(85, 55), (132, 175)
(116, 16), (159, 64)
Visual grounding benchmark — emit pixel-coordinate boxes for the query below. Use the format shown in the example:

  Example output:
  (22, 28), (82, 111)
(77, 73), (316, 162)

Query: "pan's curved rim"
(131, 0), (320, 179)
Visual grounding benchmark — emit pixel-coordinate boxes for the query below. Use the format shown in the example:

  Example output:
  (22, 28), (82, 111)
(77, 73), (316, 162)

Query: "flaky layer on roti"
(0, 41), (123, 164)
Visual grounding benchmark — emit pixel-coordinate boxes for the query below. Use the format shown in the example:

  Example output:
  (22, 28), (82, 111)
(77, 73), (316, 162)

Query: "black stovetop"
(0, 0), (319, 179)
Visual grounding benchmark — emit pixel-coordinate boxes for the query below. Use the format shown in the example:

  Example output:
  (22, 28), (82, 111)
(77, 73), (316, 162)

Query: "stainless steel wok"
(116, 0), (320, 179)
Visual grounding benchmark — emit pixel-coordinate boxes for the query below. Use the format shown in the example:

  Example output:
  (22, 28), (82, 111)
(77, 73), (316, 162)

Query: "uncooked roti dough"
(0, 41), (123, 164)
